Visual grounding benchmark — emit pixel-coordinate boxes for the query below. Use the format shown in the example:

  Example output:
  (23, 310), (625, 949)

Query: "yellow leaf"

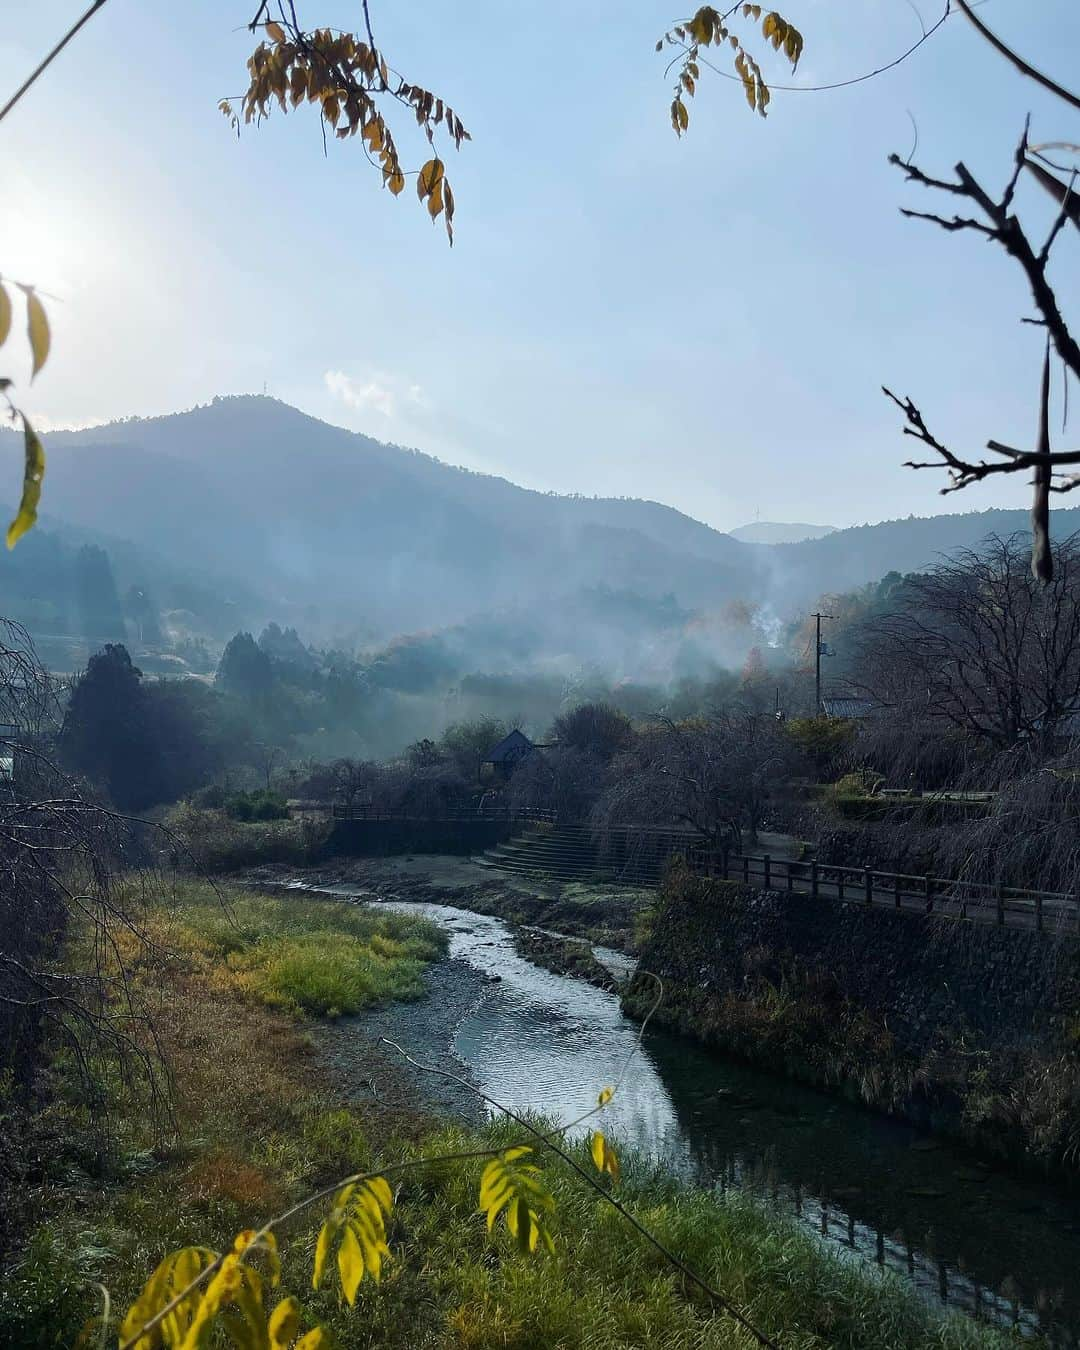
(687, 7), (716, 44)
(312, 1221), (334, 1290)
(590, 1130), (621, 1182)
(597, 1086), (614, 1107)
(294, 1333), (327, 1350)
(416, 157), (444, 200)
(478, 1148), (554, 1254)
(362, 118), (384, 153)
(0, 282), (11, 348)
(386, 168), (405, 196)
(265, 20), (285, 42)
(269, 1297), (300, 1350)
(120, 1246), (218, 1350)
(337, 1222), (364, 1306)
(7, 416), (45, 549)
(366, 1176), (392, 1214)
(19, 286), (49, 379)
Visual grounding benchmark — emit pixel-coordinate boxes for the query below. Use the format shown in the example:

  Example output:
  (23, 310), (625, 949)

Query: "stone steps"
(477, 825), (672, 885)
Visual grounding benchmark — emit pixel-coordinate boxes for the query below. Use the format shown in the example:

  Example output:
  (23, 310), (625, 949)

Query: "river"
(310, 885), (1080, 1345)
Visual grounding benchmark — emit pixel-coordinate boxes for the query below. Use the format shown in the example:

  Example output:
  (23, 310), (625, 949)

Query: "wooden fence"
(689, 848), (1079, 933)
(329, 803), (557, 824)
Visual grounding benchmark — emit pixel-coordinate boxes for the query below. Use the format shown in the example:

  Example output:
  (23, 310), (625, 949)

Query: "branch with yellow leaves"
(226, 2), (469, 242)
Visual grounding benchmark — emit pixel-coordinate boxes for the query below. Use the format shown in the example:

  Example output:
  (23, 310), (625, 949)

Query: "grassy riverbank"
(0, 882), (1031, 1349)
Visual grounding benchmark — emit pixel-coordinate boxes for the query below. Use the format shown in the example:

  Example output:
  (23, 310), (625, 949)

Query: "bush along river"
(295, 882), (1080, 1346)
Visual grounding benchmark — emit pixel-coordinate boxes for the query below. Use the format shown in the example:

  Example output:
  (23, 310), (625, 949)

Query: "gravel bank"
(310, 953), (489, 1127)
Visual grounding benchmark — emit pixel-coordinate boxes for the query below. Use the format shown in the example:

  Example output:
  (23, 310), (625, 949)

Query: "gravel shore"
(310, 954), (490, 1126)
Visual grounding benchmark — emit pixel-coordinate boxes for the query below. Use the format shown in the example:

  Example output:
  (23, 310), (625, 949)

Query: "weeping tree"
(593, 710), (804, 851)
(850, 535), (1080, 754)
(0, 621), (163, 1116)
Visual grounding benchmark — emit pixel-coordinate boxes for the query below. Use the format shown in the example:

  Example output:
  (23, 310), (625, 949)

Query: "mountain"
(2, 397), (755, 638)
(2, 397), (1074, 673)
(767, 507), (1080, 604)
(729, 522), (837, 545)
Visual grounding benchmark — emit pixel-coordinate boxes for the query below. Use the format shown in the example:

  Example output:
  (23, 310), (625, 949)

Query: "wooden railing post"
(925, 876), (934, 914)
(763, 854), (771, 890)
(1036, 892), (1044, 934)
(837, 868), (845, 902)
(864, 866), (873, 908)
(996, 885), (1005, 928)
(742, 854), (750, 886)
(894, 873), (902, 910)
(811, 860), (819, 899)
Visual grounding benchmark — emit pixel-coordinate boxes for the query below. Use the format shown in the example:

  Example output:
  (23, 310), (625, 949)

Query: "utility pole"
(812, 612), (833, 714)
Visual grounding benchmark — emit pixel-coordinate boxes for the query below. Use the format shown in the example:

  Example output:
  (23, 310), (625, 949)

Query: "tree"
(0, 621), (159, 1126)
(217, 631), (274, 698)
(439, 716), (508, 777)
(59, 645), (161, 810)
(882, 4), (1080, 581)
(594, 709), (803, 849)
(850, 534), (1080, 752)
(75, 545), (125, 644)
(551, 703), (633, 761)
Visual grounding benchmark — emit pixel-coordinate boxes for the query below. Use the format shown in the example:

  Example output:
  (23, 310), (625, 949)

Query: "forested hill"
(770, 507), (1080, 601)
(3, 396), (1077, 645)
(3, 396), (756, 634)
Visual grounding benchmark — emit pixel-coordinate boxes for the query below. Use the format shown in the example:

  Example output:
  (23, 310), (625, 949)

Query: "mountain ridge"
(3, 396), (1075, 645)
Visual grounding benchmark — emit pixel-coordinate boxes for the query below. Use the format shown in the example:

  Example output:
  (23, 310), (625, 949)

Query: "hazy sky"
(2, 1), (1078, 532)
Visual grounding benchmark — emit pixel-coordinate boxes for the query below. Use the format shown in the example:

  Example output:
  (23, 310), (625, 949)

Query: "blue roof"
(484, 729), (535, 762)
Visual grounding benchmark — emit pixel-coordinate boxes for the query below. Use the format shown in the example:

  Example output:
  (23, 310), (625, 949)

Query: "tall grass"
(371, 1119), (1026, 1350)
(155, 881), (447, 1017)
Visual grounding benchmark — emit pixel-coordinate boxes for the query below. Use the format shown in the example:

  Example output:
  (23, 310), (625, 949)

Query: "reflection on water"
(340, 893), (1080, 1344)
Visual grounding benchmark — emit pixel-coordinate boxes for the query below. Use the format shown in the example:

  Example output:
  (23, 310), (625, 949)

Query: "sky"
(1, 0), (1079, 534)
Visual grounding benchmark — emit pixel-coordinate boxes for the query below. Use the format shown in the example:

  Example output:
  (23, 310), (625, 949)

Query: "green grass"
(0, 881), (1035, 1350)
(157, 881), (447, 1017)
(335, 1118), (1026, 1350)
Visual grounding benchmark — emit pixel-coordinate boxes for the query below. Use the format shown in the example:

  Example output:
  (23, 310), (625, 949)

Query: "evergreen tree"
(75, 546), (126, 644)
(59, 645), (159, 810)
(217, 632), (274, 697)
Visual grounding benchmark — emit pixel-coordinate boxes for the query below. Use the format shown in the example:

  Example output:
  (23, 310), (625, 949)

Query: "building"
(479, 729), (536, 784)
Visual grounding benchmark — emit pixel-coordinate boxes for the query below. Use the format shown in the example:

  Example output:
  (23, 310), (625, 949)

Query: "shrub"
(162, 803), (328, 872)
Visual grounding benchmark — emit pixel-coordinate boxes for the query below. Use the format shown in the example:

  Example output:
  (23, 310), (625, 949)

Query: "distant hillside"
(767, 507), (1080, 603)
(730, 521), (837, 545)
(1, 397), (1071, 672)
(1, 397), (754, 636)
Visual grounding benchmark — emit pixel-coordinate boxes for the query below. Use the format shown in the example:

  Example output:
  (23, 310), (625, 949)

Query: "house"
(479, 729), (536, 784)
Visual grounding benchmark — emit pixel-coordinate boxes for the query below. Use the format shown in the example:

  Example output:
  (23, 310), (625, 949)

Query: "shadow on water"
(322, 889), (1080, 1345)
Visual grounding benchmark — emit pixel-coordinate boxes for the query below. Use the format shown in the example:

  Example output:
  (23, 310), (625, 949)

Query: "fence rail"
(688, 847), (1079, 933)
(329, 803), (558, 824)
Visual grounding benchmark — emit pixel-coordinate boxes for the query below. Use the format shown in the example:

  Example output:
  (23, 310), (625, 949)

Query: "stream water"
(321, 888), (1080, 1344)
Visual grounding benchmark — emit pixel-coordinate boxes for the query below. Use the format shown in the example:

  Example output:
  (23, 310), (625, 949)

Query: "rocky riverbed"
(310, 953), (489, 1126)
